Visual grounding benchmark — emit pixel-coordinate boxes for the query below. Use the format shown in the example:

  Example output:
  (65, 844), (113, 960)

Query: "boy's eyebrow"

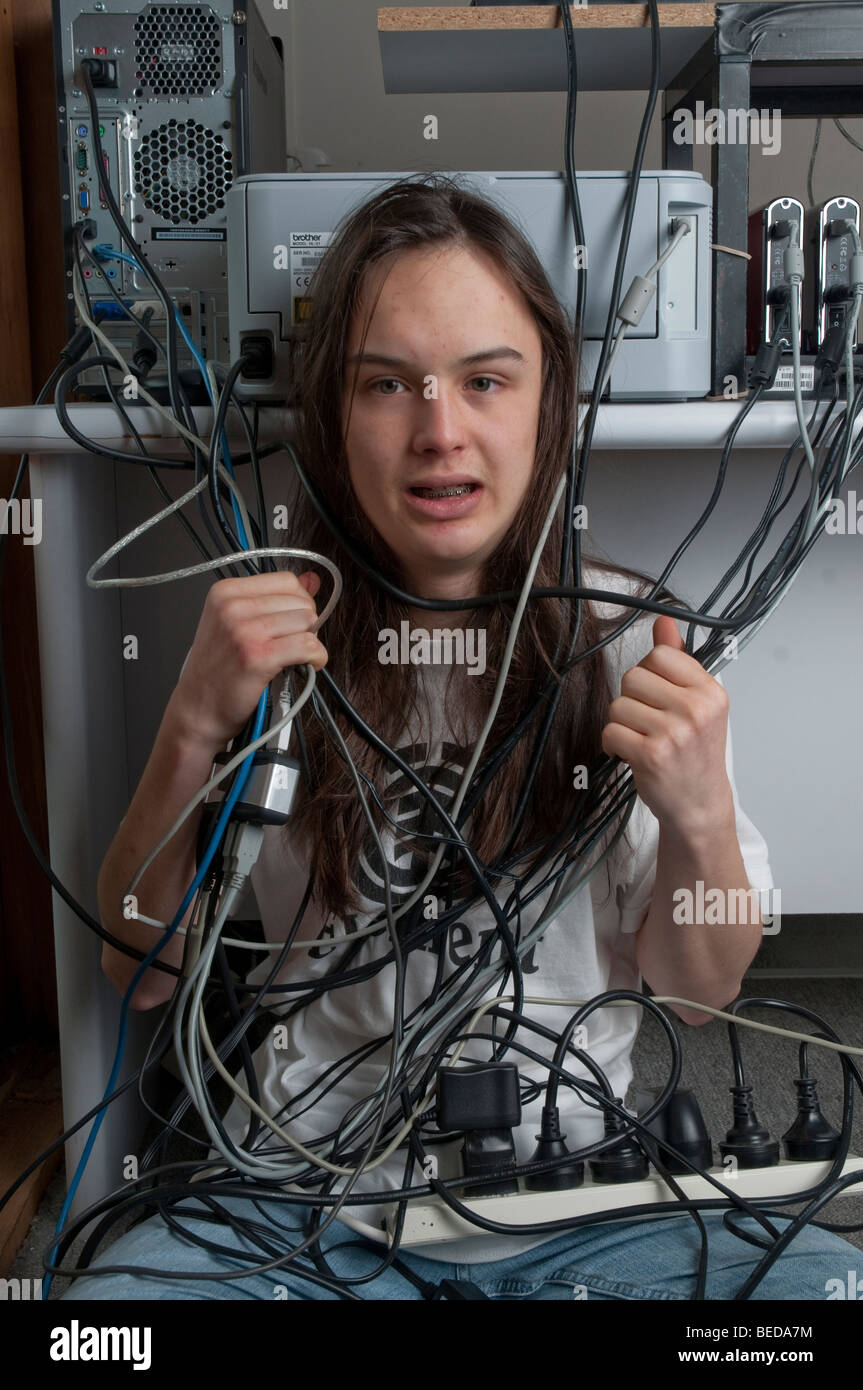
(345, 346), (526, 369)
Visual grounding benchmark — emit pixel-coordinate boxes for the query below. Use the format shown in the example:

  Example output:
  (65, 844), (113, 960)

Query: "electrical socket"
(388, 1155), (863, 1247)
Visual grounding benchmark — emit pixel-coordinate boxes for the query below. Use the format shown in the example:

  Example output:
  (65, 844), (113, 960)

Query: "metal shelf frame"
(663, 2), (863, 397)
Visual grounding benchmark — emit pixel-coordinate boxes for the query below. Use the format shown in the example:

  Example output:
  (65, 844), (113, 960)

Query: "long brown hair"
(283, 173), (661, 920)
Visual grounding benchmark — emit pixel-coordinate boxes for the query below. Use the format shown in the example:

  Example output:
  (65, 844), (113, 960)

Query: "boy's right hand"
(169, 570), (328, 747)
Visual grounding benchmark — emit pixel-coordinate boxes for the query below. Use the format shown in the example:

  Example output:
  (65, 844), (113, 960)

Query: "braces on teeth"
(415, 484), (475, 498)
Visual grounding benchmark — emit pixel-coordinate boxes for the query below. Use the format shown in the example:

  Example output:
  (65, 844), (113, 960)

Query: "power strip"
(388, 1157), (863, 1247)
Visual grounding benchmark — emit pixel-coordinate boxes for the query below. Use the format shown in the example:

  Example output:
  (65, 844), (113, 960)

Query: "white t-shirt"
(218, 568), (774, 1262)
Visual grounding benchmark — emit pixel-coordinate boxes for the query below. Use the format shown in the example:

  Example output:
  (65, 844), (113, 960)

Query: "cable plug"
(768, 219), (794, 241)
(589, 1100), (649, 1184)
(60, 325), (95, 365)
(749, 340), (783, 389)
(719, 1084), (780, 1169)
(132, 308), (158, 380)
(816, 320), (855, 377)
(221, 821), (265, 892)
(637, 1087), (713, 1175)
(765, 283), (790, 306)
(268, 670), (298, 754)
(524, 1104), (584, 1192)
(240, 335), (274, 381)
(431, 1279), (490, 1300)
(826, 218), (860, 243)
(782, 1077), (841, 1161)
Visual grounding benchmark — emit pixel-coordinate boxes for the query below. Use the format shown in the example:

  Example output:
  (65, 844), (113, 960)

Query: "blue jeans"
(57, 1196), (861, 1301)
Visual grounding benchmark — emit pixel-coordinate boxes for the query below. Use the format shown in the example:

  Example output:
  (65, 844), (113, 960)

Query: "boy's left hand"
(600, 616), (735, 836)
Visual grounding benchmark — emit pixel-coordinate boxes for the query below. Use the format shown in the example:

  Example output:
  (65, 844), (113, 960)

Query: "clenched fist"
(170, 570), (328, 747)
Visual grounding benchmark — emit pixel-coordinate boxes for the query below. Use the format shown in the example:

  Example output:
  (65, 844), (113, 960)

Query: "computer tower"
(52, 0), (286, 398)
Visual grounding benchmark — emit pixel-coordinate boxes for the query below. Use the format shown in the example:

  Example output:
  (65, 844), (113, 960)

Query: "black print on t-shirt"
(307, 739), (539, 972)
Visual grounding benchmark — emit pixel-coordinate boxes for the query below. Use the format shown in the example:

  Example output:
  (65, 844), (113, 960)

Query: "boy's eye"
(371, 376), (500, 394)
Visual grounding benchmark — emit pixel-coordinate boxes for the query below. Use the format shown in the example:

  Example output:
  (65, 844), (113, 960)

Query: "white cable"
(117, 547), (342, 914)
(87, 536), (343, 593)
(124, 663), (317, 905)
(646, 217), (691, 279)
(180, 721), (414, 1180)
(602, 220), (690, 391)
(74, 263), (266, 557)
(72, 262), (210, 455)
(650, 999), (863, 1056)
(785, 244), (817, 479)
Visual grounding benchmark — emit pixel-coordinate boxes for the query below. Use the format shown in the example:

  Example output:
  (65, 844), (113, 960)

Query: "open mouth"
(409, 483), (478, 500)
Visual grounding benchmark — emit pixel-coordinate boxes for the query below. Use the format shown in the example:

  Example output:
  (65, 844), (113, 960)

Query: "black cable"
(73, 231), (225, 571)
(206, 354), (260, 570)
(78, 63), (199, 461)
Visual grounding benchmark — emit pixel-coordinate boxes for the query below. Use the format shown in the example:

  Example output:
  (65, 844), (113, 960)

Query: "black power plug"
(240, 334), (274, 381)
(589, 1100), (649, 1184)
(782, 1078), (841, 1161)
(719, 1085), (780, 1169)
(525, 1104), (584, 1192)
(636, 1087), (713, 1175)
(81, 56), (118, 88)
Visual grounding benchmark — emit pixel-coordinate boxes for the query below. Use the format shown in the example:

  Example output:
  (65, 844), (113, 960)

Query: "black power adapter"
(437, 1063), (521, 1196)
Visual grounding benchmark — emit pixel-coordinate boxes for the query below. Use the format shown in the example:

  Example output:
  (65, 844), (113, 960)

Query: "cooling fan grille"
(134, 4), (222, 98)
(134, 117), (233, 224)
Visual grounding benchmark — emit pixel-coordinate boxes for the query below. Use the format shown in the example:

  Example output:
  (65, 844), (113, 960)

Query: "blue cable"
(45, 253), (268, 1296)
(42, 689), (265, 1298)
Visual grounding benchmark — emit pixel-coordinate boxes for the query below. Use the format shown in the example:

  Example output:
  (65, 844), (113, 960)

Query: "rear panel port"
(240, 335), (274, 380)
(83, 58), (117, 88)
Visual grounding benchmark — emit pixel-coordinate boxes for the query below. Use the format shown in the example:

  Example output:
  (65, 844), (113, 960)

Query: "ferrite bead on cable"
(783, 245), (805, 280)
(617, 275), (656, 326)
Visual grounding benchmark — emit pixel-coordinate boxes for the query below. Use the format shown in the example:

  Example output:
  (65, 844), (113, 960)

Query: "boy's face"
(341, 243), (544, 604)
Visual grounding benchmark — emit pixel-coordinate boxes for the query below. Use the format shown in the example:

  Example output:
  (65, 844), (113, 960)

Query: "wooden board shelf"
(377, 4), (724, 92)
